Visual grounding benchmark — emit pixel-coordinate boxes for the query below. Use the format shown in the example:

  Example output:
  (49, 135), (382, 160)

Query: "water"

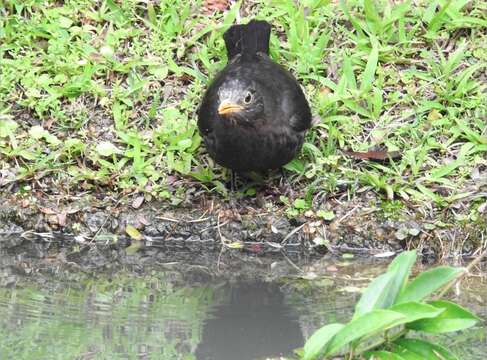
(0, 237), (485, 359)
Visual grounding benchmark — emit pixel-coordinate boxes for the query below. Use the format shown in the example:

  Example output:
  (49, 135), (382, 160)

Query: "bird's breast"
(204, 123), (304, 172)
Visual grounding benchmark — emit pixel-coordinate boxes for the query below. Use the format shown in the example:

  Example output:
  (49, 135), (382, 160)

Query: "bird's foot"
(228, 193), (238, 209)
(279, 168), (287, 186)
(278, 168), (293, 195)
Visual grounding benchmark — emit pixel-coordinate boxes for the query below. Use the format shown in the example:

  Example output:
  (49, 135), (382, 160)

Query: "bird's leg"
(230, 170), (237, 193)
(279, 168), (286, 183)
(279, 168), (292, 195)
(228, 170), (238, 208)
(279, 168), (287, 187)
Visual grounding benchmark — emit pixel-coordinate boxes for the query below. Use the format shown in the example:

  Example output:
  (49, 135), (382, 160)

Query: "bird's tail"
(223, 20), (271, 60)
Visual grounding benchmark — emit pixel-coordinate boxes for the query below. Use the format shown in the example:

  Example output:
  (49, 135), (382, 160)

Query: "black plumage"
(197, 20), (311, 173)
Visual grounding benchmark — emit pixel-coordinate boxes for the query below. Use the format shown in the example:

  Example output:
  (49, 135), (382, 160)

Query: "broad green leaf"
(325, 310), (406, 355)
(0, 119), (18, 138)
(364, 0), (381, 33)
(342, 55), (357, 90)
(283, 158), (305, 173)
(407, 300), (480, 333)
(416, 183), (444, 203)
(45, 133), (61, 146)
(29, 125), (47, 140)
(317, 210), (335, 221)
(17, 150), (37, 160)
(391, 347), (424, 360)
(422, 0), (439, 23)
(431, 159), (462, 179)
(354, 251), (417, 318)
(365, 351), (405, 360)
(303, 323), (344, 360)
(389, 302), (444, 322)
(393, 338), (458, 360)
(112, 101), (125, 128)
(96, 141), (122, 156)
(427, 0), (454, 34)
(147, 2), (157, 25)
(293, 198), (308, 209)
(360, 38), (379, 93)
(342, 99), (373, 118)
(176, 138), (192, 150)
(353, 272), (395, 318)
(396, 266), (463, 304)
(386, 250), (417, 304)
(58, 16), (73, 28)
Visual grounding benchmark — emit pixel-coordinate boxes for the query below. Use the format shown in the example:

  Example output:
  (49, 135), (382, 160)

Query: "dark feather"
(223, 20), (271, 60)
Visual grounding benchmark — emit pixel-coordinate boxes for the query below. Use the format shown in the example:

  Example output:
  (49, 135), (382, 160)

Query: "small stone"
(408, 227), (420, 236)
(395, 227), (409, 240)
(312, 236), (328, 246)
(132, 195), (144, 209)
(374, 251), (396, 258)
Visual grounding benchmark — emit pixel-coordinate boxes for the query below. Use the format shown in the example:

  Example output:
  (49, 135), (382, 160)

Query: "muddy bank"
(0, 191), (485, 258)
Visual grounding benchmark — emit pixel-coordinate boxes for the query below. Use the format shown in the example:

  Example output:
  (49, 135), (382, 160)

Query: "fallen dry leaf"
(342, 149), (402, 162)
(203, 0), (229, 13)
(126, 224), (143, 240)
(326, 265), (338, 272)
(39, 207), (57, 215)
(137, 215), (151, 226)
(57, 213), (67, 227)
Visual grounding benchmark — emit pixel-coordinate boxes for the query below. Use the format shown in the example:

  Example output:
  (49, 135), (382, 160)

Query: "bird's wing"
(197, 99), (214, 136)
(255, 54), (312, 132)
(281, 85), (312, 132)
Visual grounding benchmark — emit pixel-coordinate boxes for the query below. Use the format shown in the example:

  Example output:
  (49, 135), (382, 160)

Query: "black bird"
(197, 20), (312, 184)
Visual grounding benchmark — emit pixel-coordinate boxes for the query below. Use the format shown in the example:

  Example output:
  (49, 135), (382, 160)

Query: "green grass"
(0, 0), (486, 218)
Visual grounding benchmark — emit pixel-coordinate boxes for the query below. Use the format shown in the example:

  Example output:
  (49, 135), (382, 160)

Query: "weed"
(0, 0), (485, 213)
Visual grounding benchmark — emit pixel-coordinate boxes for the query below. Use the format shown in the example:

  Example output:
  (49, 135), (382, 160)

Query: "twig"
(155, 216), (179, 223)
(356, 328), (408, 357)
(155, 215), (211, 224)
(89, 215), (110, 244)
(216, 212), (232, 248)
(217, 244), (226, 271)
(436, 243), (487, 299)
(185, 216), (211, 223)
(200, 219), (230, 235)
(281, 223), (306, 245)
(336, 205), (360, 224)
(280, 250), (304, 274)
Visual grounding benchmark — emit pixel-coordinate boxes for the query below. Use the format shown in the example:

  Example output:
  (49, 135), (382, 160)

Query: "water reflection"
(196, 282), (303, 360)
(0, 274), (215, 359)
(0, 236), (485, 359)
(0, 275), (305, 359)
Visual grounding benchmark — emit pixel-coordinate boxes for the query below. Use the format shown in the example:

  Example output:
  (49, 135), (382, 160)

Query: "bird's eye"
(244, 92), (252, 104)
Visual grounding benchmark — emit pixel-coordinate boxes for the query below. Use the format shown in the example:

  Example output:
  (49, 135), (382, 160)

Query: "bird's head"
(217, 79), (264, 123)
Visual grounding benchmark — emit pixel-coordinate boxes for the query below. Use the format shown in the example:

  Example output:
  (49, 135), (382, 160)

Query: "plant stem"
(436, 246), (487, 299)
(354, 328), (409, 358)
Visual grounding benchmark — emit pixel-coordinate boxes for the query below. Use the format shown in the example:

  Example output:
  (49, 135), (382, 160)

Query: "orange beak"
(218, 102), (243, 115)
